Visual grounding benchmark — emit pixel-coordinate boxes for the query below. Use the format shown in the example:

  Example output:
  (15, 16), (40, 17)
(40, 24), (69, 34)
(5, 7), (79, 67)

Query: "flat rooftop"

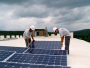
(0, 36), (90, 68)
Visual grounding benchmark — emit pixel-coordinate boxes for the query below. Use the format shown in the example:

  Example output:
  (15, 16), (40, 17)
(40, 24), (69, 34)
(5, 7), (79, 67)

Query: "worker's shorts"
(25, 38), (31, 47)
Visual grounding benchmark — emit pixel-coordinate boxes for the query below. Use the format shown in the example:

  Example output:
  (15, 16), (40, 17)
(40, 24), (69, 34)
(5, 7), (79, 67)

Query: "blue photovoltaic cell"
(29, 41), (61, 49)
(0, 51), (14, 61)
(0, 46), (26, 53)
(7, 53), (67, 66)
(25, 49), (68, 55)
(0, 62), (71, 68)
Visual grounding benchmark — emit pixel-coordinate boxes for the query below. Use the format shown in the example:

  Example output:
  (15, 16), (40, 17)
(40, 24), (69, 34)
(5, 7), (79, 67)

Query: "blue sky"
(0, 0), (90, 31)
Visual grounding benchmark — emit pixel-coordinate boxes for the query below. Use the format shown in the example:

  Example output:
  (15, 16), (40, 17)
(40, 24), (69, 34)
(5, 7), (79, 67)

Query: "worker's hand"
(61, 44), (63, 47)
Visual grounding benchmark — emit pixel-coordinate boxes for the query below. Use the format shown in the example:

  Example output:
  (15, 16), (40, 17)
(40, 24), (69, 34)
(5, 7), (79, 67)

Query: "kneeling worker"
(53, 27), (71, 54)
(23, 25), (35, 48)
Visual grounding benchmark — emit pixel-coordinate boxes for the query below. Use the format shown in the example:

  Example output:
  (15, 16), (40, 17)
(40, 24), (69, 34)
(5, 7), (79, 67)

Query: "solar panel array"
(0, 41), (71, 68)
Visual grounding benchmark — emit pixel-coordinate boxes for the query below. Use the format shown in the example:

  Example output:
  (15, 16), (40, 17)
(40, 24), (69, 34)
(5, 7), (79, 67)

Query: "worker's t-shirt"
(23, 29), (34, 39)
(59, 28), (71, 37)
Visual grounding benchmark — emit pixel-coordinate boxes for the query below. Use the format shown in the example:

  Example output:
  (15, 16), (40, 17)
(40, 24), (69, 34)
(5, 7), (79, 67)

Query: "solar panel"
(0, 62), (71, 68)
(7, 53), (67, 66)
(25, 49), (68, 55)
(0, 50), (15, 61)
(0, 46), (26, 53)
(29, 41), (61, 49)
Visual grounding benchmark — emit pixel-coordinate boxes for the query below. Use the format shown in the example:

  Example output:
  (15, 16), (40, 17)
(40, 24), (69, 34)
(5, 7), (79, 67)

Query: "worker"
(23, 25), (35, 48)
(53, 27), (71, 54)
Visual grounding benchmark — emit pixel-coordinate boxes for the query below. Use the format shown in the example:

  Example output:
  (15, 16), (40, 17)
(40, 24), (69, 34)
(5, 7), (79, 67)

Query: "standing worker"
(53, 27), (71, 54)
(23, 25), (35, 48)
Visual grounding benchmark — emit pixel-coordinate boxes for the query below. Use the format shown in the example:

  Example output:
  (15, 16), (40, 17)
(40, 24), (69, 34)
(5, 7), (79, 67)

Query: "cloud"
(1, 0), (90, 8)
(39, 0), (90, 8)
(0, 0), (28, 4)
(12, 5), (50, 18)
(50, 7), (87, 24)
(0, 0), (90, 31)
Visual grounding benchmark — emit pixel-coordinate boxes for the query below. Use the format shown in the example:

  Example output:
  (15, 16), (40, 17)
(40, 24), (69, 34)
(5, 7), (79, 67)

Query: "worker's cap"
(53, 27), (57, 32)
(30, 25), (35, 30)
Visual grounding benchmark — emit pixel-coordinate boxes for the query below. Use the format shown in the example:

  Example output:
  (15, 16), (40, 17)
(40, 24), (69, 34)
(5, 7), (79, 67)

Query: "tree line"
(48, 32), (57, 36)
(0, 31), (24, 35)
(74, 29), (90, 42)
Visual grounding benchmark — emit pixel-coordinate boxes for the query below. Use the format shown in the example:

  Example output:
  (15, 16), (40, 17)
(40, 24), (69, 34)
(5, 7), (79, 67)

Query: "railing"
(0, 35), (23, 39)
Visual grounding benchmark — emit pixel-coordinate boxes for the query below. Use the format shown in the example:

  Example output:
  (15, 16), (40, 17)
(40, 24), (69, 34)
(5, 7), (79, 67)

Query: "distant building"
(34, 29), (45, 36)
(34, 27), (48, 37)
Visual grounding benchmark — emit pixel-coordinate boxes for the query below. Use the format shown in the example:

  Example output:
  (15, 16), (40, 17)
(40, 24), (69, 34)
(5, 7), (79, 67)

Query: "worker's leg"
(25, 38), (31, 47)
(65, 36), (70, 54)
(29, 38), (31, 44)
(25, 39), (28, 47)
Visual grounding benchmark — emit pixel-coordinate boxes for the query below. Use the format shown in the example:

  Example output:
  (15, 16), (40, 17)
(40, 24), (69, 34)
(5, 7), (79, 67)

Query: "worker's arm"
(31, 35), (35, 41)
(61, 36), (64, 47)
(27, 37), (30, 46)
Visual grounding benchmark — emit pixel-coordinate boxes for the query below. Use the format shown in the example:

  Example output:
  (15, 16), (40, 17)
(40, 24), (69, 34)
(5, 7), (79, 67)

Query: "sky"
(0, 0), (90, 32)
